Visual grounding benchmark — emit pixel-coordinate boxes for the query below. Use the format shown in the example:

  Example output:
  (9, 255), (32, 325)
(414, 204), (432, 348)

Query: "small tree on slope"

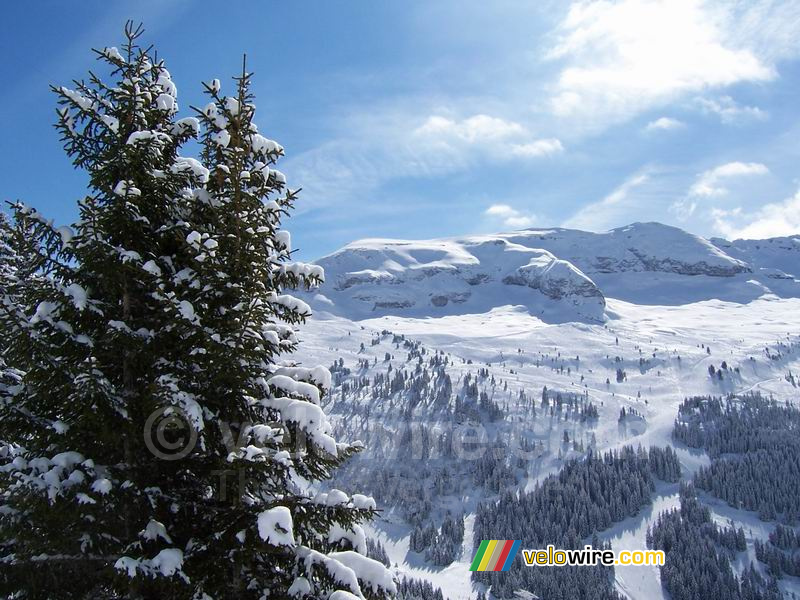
(0, 24), (394, 600)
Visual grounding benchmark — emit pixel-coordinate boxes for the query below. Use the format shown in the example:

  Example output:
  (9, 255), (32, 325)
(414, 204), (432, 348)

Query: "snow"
(108, 320), (130, 333)
(90, 478), (112, 495)
(55, 225), (74, 244)
(172, 117), (200, 136)
(142, 260), (162, 277)
(60, 87), (95, 112)
(324, 489), (349, 506)
(113, 180), (141, 197)
(8, 215), (798, 598)
(274, 294), (312, 316)
(141, 520), (173, 543)
(150, 548), (184, 577)
(156, 71), (177, 99)
(171, 157), (210, 183)
(287, 577), (311, 597)
(328, 592), (361, 600)
(126, 130), (170, 146)
(279, 262), (325, 281)
(304, 222), (797, 324)
(155, 93), (176, 112)
(268, 374), (321, 404)
(301, 548), (363, 596)
(250, 134), (283, 156)
(30, 301), (57, 324)
(224, 96), (240, 115)
(186, 231), (202, 247)
(177, 300), (197, 323)
(271, 365), (332, 391)
(263, 396), (337, 456)
(211, 130), (230, 148)
(285, 222), (800, 599)
(350, 494), (377, 511)
(118, 249), (142, 263)
(65, 283), (87, 310)
(597, 484), (680, 600)
(257, 506), (295, 547)
(101, 114), (119, 133)
(114, 557), (139, 578)
(329, 523), (368, 554)
(100, 46), (124, 62)
(328, 551), (397, 596)
(276, 230), (291, 252)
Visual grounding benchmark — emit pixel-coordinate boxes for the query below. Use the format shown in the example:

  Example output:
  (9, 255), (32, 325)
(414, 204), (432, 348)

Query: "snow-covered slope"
(711, 235), (800, 297)
(289, 222), (800, 600)
(307, 222), (800, 322)
(711, 235), (800, 277)
(311, 236), (606, 322)
(507, 222), (749, 277)
(294, 298), (800, 600)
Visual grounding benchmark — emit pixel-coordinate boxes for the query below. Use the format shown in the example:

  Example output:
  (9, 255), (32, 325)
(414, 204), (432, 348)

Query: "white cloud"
(546, 0), (776, 125)
(414, 114), (564, 160)
(688, 161), (769, 198)
(562, 171), (651, 230)
(510, 138), (565, 157)
(485, 203), (538, 229)
(645, 117), (684, 131)
(670, 198), (698, 220)
(415, 114), (525, 141)
(711, 190), (800, 239)
(282, 111), (564, 213)
(695, 95), (768, 123)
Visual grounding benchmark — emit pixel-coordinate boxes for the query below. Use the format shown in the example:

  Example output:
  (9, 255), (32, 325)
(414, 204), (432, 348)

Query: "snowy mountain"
(711, 235), (800, 297)
(289, 222), (800, 600)
(306, 222), (800, 323)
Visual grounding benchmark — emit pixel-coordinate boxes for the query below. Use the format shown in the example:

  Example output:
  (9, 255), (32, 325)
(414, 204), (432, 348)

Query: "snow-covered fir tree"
(0, 23), (394, 600)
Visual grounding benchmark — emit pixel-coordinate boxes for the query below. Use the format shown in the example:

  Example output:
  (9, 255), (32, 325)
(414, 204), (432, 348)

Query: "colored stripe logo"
(469, 540), (520, 571)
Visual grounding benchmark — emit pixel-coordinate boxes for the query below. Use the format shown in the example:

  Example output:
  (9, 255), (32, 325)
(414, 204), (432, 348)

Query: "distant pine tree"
(0, 23), (393, 600)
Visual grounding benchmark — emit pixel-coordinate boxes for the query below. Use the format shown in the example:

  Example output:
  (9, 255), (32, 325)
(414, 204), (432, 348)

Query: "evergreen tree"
(0, 24), (393, 600)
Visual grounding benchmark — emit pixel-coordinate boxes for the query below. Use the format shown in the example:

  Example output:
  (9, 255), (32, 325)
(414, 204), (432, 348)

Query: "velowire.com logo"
(469, 540), (521, 572)
(470, 541), (665, 571)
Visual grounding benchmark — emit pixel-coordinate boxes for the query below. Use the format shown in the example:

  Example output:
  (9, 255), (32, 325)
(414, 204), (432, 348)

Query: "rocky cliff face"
(504, 222), (750, 277)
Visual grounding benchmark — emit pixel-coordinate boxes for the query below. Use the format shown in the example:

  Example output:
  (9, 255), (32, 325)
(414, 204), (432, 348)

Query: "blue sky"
(3, 1), (800, 259)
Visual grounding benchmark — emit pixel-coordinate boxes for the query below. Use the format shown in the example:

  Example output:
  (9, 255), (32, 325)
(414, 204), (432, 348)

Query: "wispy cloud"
(711, 189), (800, 239)
(510, 138), (564, 157)
(413, 114), (564, 160)
(688, 161), (769, 198)
(562, 171), (651, 230)
(645, 117), (685, 132)
(671, 161), (770, 222)
(283, 111), (564, 212)
(485, 204), (538, 229)
(695, 95), (768, 123)
(414, 114), (525, 141)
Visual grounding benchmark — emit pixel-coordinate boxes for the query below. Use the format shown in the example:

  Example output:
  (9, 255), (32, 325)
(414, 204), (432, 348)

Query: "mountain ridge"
(305, 222), (800, 323)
